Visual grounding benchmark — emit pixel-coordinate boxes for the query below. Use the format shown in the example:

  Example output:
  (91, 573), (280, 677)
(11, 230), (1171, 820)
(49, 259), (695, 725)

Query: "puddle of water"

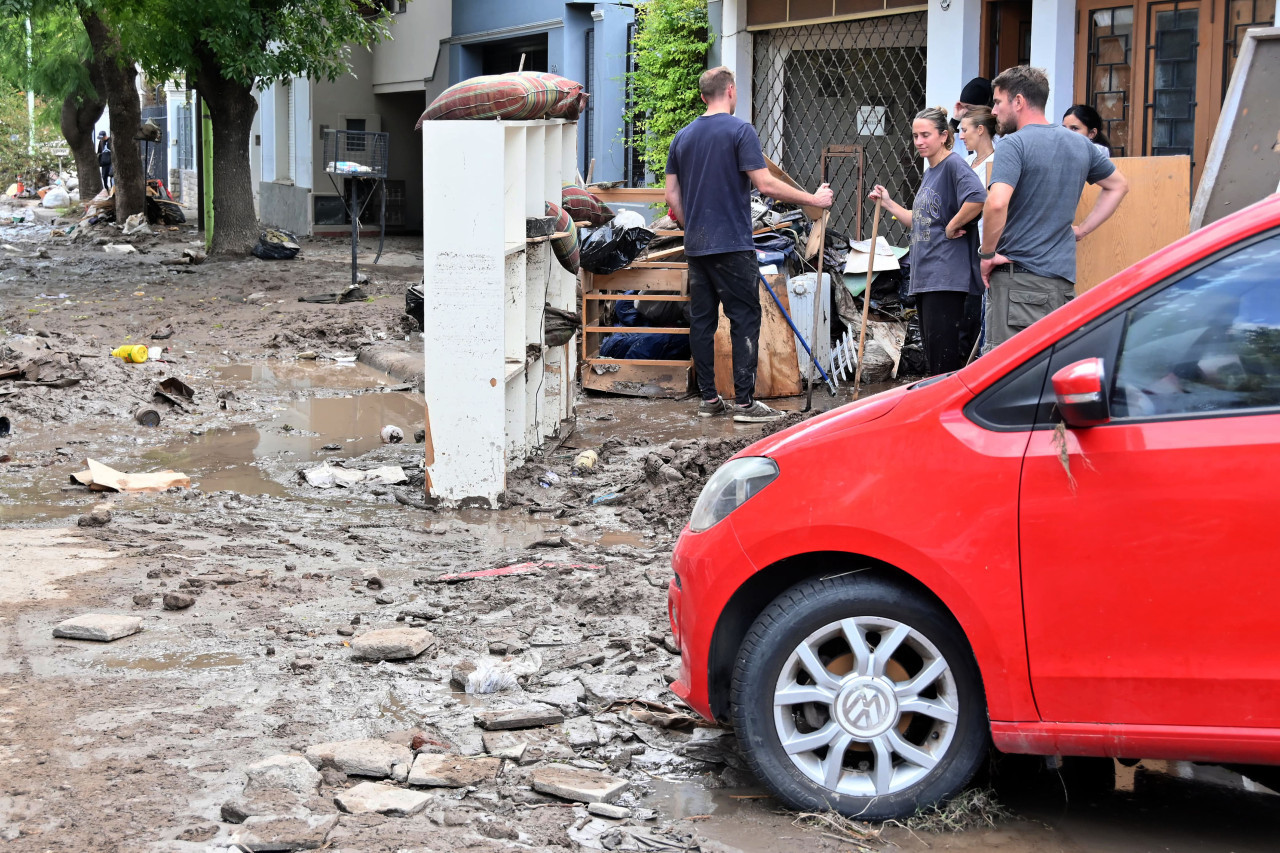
(212, 361), (399, 391)
(643, 779), (767, 821)
(143, 392), (426, 495)
(594, 531), (649, 549)
(102, 652), (247, 671)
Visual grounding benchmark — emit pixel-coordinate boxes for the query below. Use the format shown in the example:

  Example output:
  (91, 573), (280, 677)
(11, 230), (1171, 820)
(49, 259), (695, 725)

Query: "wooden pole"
(804, 211), (828, 411)
(852, 199), (883, 401)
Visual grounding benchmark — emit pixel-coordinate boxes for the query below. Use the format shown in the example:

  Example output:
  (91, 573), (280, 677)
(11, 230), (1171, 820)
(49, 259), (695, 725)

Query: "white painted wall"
(1030, 0), (1077, 122)
(926, 0), (984, 110)
(721, 0), (753, 122)
(373, 0), (452, 96)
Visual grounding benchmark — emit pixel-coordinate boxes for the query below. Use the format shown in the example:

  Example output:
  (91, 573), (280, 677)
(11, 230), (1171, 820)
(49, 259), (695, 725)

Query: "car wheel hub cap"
(833, 676), (899, 738)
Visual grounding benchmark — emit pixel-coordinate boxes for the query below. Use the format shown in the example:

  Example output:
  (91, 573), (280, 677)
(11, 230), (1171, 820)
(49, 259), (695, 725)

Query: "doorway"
(983, 0), (1033, 80)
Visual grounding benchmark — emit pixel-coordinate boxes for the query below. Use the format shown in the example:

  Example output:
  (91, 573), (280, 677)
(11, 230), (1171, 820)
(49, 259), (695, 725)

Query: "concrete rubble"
(52, 613), (143, 641)
(349, 627), (434, 660)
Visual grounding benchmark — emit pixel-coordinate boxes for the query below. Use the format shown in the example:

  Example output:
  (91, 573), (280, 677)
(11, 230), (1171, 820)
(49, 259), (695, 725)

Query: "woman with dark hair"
(868, 107), (987, 376)
(1062, 105), (1112, 155)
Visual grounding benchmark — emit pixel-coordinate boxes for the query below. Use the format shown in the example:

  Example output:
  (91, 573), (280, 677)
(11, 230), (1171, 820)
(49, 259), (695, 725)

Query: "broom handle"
(852, 199), (883, 401)
(804, 212), (828, 409)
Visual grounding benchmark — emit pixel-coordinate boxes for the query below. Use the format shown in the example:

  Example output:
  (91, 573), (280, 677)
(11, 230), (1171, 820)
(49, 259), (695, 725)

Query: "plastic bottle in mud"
(111, 344), (149, 364)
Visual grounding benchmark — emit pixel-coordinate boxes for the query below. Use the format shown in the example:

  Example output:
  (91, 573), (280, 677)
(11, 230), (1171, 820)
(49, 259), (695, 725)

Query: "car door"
(1020, 230), (1280, 728)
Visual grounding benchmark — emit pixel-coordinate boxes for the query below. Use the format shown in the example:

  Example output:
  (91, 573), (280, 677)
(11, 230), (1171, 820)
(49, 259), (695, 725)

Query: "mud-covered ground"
(2, 204), (1280, 852)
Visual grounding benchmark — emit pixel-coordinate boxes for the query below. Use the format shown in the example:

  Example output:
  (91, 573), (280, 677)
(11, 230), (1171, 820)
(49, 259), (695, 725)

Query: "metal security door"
(753, 15), (927, 245)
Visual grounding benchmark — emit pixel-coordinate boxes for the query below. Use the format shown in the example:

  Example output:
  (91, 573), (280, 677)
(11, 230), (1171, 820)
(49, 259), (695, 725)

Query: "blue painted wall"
(448, 1), (637, 183)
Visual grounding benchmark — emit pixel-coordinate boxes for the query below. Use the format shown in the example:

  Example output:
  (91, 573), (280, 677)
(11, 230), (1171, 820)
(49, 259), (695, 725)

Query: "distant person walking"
(979, 66), (1129, 351)
(869, 107), (986, 376)
(97, 132), (112, 190)
(665, 66), (833, 422)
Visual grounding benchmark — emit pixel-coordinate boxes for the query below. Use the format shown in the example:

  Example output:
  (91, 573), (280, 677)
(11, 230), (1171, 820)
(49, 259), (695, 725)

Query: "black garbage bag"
(146, 196), (186, 225)
(580, 222), (654, 275)
(897, 249), (916, 309)
(252, 229), (301, 260)
(405, 282), (424, 329)
(899, 312), (927, 376)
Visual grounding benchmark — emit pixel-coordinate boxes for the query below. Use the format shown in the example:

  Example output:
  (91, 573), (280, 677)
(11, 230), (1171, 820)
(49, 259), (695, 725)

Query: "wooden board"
(764, 155), (824, 221)
(1190, 27), (1280, 230)
(582, 361), (690, 397)
(588, 187), (667, 204)
(711, 274), (802, 400)
(1074, 155), (1190, 293)
(583, 267), (688, 294)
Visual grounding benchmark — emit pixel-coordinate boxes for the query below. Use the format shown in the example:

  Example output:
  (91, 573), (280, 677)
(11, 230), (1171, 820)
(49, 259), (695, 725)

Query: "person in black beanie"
(951, 77), (993, 160)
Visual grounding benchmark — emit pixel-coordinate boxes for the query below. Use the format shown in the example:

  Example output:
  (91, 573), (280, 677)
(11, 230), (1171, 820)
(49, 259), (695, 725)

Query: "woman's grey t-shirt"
(909, 152), (987, 295)
(990, 124), (1115, 283)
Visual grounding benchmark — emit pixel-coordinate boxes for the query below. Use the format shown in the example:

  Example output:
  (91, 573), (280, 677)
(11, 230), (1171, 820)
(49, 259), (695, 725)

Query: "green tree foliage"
(0, 87), (64, 187)
(624, 0), (713, 183)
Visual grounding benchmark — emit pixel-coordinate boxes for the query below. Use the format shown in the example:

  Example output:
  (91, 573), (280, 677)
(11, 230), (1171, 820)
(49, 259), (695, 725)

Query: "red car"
(668, 195), (1280, 819)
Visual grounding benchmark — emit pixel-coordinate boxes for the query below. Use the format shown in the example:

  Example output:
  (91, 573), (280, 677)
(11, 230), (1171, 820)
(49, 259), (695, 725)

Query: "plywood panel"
(584, 267), (688, 294)
(712, 275), (802, 400)
(582, 362), (690, 397)
(1074, 155), (1190, 293)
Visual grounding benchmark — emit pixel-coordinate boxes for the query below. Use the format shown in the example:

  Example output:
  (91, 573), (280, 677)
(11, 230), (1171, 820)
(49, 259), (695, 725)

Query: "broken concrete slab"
(563, 716), (600, 750)
(231, 813), (338, 851)
(220, 790), (316, 824)
(531, 765), (629, 804)
(350, 627), (434, 661)
(52, 613), (142, 642)
(407, 754), (502, 788)
(303, 739), (413, 778)
(481, 731), (528, 763)
(245, 754), (322, 794)
(474, 705), (563, 731)
(334, 781), (430, 817)
(587, 802), (632, 819)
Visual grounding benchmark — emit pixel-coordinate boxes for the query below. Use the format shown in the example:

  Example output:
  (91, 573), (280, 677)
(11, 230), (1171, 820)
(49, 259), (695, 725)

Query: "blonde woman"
(959, 107), (998, 188)
(868, 107), (986, 375)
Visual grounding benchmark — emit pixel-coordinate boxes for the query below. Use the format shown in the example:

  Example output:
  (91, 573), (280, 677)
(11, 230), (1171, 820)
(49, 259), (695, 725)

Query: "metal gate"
(752, 14), (927, 245)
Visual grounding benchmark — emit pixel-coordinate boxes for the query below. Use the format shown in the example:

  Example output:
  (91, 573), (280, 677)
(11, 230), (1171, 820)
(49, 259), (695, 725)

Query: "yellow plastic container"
(111, 344), (149, 364)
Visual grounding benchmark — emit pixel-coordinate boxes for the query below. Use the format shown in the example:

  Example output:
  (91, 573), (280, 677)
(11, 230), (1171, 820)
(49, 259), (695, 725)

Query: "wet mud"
(1, 214), (1276, 851)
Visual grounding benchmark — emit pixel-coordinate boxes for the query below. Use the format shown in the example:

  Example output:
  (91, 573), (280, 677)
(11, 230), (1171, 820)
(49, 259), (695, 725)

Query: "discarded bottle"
(380, 424), (404, 444)
(133, 406), (161, 427)
(539, 470), (561, 488)
(111, 344), (149, 364)
(572, 449), (598, 475)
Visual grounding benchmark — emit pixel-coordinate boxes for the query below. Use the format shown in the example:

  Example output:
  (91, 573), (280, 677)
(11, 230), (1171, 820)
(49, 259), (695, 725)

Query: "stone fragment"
(52, 614), (142, 642)
(132, 594), (153, 606)
(162, 592), (195, 610)
(304, 739), (412, 778)
(481, 732), (527, 762)
(587, 802), (632, 819)
(245, 754), (322, 794)
(563, 716), (600, 750)
(76, 508), (112, 527)
(350, 628), (433, 661)
(334, 781), (430, 817)
(231, 814), (338, 851)
(407, 754), (501, 788)
(220, 790), (312, 824)
(475, 705), (564, 731)
(531, 765), (628, 804)
(363, 569), (384, 590)
(390, 761), (410, 783)
(374, 593), (394, 605)
(291, 658), (316, 673)
(336, 626), (354, 637)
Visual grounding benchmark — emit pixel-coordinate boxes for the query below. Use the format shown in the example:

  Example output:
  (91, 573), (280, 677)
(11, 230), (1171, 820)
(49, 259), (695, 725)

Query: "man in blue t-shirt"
(665, 66), (833, 423)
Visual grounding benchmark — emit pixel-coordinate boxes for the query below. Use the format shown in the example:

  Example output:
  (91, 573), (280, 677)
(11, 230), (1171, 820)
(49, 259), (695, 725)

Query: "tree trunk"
(194, 51), (260, 256)
(61, 57), (106, 200)
(80, 10), (145, 221)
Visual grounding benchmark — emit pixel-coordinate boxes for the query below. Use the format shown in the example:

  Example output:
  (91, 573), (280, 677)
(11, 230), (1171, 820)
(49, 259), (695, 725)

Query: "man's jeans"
(688, 251), (760, 405)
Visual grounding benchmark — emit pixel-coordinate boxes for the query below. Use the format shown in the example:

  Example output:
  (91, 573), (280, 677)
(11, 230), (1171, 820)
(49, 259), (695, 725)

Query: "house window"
(1086, 6), (1134, 156)
(1224, 0), (1276, 92)
(346, 118), (367, 153)
(1145, 1), (1200, 158)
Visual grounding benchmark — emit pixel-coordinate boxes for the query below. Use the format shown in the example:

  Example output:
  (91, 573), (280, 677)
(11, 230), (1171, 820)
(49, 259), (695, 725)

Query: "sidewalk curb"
(358, 344), (424, 391)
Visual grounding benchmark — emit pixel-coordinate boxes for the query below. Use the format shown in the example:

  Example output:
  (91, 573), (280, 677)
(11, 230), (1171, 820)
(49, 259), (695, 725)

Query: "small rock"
(374, 593), (394, 605)
(350, 628), (434, 661)
(587, 802), (632, 819)
(335, 781), (430, 817)
(320, 767), (347, 787)
(390, 761), (410, 783)
(488, 641), (509, 656)
(231, 814), (338, 851)
(244, 754), (322, 794)
(52, 614), (142, 642)
(563, 716), (600, 749)
(531, 765), (628, 804)
(658, 465), (684, 483)
(336, 626), (355, 637)
(407, 754), (501, 788)
(449, 661), (477, 690)
(304, 739), (413, 778)
(76, 508), (112, 527)
(663, 636), (680, 655)
(475, 706), (564, 731)
(363, 569), (384, 590)
(413, 429), (426, 443)
(162, 592), (195, 611)
(291, 658), (316, 673)
(132, 594), (153, 606)
(380, 425), (404, 444)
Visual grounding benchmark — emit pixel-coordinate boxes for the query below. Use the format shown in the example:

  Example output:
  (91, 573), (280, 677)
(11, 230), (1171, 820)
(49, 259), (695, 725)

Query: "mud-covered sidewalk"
(2, 215), (1279, 852)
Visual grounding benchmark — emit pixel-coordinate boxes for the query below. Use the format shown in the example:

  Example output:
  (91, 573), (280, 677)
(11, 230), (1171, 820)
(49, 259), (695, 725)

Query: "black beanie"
(959, 77), (993, 107)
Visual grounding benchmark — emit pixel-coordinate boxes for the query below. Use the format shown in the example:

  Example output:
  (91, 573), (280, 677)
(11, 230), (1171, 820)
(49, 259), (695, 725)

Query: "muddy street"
(1, 219), (1279, 852)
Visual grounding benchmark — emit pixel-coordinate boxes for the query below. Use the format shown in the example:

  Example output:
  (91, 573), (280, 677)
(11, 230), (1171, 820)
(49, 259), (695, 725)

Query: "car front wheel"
(730, 573), (988, 820)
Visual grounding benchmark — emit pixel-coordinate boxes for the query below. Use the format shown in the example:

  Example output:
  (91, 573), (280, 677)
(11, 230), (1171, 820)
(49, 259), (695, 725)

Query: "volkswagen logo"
(833, 677), (898, 738)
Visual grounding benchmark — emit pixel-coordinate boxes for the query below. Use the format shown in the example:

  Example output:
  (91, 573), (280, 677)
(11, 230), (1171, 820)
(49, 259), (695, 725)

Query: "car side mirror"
(1052, 358), (1111, 427)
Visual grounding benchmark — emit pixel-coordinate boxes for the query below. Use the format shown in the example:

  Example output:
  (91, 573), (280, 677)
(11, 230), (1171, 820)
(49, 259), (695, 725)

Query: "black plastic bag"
(406, 282), (424, 329)
(580, 222), (654, 275)
(899, 312), (927, 376)
(252, 229), (301, 260)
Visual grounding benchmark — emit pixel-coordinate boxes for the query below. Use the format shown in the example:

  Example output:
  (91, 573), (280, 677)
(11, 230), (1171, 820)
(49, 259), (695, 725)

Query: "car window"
(1111, 232), (1280, 418)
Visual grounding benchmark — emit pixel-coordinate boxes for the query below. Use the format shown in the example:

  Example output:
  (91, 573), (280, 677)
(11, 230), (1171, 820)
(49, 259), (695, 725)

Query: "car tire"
(730, 573), (989, 820)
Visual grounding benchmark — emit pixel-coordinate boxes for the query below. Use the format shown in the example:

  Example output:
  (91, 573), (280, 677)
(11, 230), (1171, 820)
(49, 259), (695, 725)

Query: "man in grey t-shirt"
(978, 66), (1128, 352)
